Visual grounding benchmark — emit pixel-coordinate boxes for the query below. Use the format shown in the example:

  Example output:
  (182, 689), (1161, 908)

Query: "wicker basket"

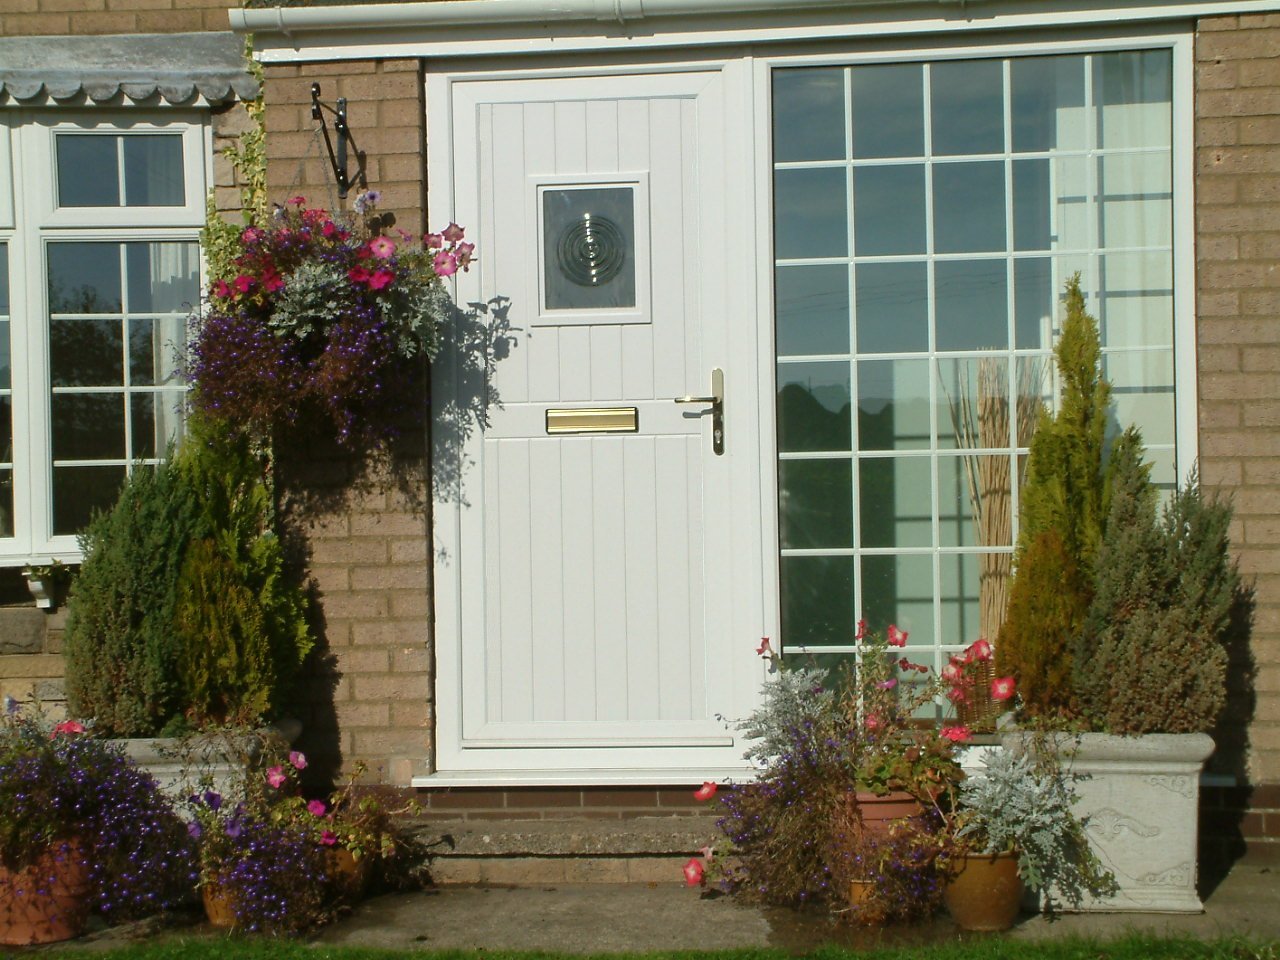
(955, 657), (1002, 731)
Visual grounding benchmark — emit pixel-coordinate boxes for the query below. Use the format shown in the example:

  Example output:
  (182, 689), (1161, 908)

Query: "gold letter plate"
(545, 407), (639, 434)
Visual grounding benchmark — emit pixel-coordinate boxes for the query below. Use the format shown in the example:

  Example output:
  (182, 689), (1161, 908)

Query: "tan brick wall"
(0, 0), (230, 35)
(1197, 13), (1280, 788)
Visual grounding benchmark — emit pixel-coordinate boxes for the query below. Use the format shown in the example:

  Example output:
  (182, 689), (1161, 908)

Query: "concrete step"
(410, 815), (720, 886)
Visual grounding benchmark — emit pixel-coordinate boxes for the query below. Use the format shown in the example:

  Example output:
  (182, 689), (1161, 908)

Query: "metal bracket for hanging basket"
(311, 82), (352, 198)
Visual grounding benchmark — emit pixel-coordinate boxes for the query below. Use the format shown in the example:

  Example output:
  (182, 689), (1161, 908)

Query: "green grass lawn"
(46, 937), (1278, 960)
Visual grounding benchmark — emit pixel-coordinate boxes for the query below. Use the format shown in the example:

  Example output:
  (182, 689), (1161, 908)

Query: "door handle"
(673, 367), (724, 455)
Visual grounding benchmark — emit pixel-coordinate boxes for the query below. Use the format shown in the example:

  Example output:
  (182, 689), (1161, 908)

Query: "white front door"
(430, 65), (766, 781)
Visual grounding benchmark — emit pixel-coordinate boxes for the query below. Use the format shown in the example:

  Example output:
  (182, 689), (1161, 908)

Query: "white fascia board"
(234, 0), (1280, 62)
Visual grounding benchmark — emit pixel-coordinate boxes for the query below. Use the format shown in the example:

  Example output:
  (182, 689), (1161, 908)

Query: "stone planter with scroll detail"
(1003, 731), (1214, 913)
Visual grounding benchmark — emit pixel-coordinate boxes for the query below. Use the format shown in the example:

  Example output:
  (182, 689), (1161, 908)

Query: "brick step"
(410, 815), (720, 886)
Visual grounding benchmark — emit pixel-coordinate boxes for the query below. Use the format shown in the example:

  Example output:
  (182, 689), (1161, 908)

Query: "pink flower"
(368, 268), (395, 291)
(261, 268), (285, 293)
(941, 725), (972, 743)
(348, 266), (371, 284)
(864, 713), (882, 731)
(942, 661), (963, 683)
(241, 227), (264, 244)
(289, 195), (306, 206)
(755, 637), (772, 657)
(991, 676), (1016, 701)
(213, 279), (232, 299)
(266, 766), (287, 789)
(854, 620), (868, 641)
(424, 232), (444, 249)
(968, 639), (993, 662)
(320, 830), (338, 846)
(52, 720), (84, 736)
(289, 750), (307, 770)
(369, 235), (397, 259)
(433, 250), (458, 277)
(682, 857), (705, 886)
(321, 221), (338, 238)
(233, 274), (253, 294)
(442, 222), (465, 243)
(875, 678), (897, 690)
(887, 624), (908, 648)
(455, 240), (475, 270)
(693, 781), (717, 802)
(947, 686), (968, 704)
(307, 799), (327, 817)
(699, 845), (714, 860)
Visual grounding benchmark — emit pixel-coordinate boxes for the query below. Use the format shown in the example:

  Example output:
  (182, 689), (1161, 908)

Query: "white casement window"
(769, 38), (1195, 678)
(0, 112), (206, 564)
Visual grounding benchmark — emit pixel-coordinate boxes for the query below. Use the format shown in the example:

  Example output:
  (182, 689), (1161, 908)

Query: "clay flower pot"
(847, 878), (891, 926)
(942, 850), (1023, 931)
(201, 878), (237, 929)
(853, 790), (925, 840)
(325, 847), (372, 903)
(0, 839), (91, 946)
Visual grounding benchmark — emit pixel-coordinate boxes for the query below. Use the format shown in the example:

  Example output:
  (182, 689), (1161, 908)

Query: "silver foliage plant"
(737, 666), (833, 766)
(955, 747), (1115, 911)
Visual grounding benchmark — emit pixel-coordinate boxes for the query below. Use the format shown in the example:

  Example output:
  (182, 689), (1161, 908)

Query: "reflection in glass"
(858, 359), (931, 452)
(935, 260), (1008, 351)
(126, 243), (199, 312)
(0, 468), (12, 537)
(0, 243), (8, 313)
(1095, 50), (1172, 150)
(931, 60), (1004, 156)
(48, 243), (122, 314)
(851, 64), (924, 159)
(51, 394), (125, 460)
(938, 455), (977, 547)
(543, 187), (637, 310)
(53, 465), (125, 536)
(779, 458), (853, 549)
(941, 552), (983, 645)
(853, 165), (926, 256)
(1099, 152), (1172, 249)
(860, 457), (931, 549)
(1011, 55), (1086, 153)
(776, 264), (850, 356)
(861, 553), (933, 645)
(0, 321), (8, 391)
(934, 162), (1006, 254)
(1014, 258), (1052, 349)
(131, 394), (156, 459)
(773, 68), (847, 162)
(51, 319), (123, 387)
(782, 555), (854, 647)
(1013, 159), (1051, 252)
(123, 136), (184, 206)
(855, 262), (928, 354)
(777, 361), (851, 453)
(775, 168), (849, 260)
(56, 135), (120, 207)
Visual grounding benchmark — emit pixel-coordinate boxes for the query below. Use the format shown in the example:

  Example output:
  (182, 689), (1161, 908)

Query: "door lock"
(674, 367), (724, 455)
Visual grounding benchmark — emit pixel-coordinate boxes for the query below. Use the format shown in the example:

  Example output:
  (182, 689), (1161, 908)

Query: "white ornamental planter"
(1003, 731), (1214, 914)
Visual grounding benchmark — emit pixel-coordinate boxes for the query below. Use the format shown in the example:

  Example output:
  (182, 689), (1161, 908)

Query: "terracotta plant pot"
(853, 790), (925, 840)
(326, 847), (372, 902)
(0, 839), (91, 946)
(943, 850), (1024, 931)
(847, 878), (890, 926)
(201, 879), (237, 929)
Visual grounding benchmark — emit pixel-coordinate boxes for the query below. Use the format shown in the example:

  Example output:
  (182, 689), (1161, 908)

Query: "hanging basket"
(955, 658), (1002, 731)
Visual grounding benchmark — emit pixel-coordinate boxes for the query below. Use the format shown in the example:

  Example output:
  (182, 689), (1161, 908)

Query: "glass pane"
(935, 259), (1009, 351)
(0, 397), (10, 462)
(851, 64), (924, 159)
(1100, 252), (1172, 348)
(130, 394), (157, 459)
(773, 68), (847, 162)
(122, 135), (184, 206)
(775, 168), (848, 260)
(939, 454), (1014, 548)
(51, 394), (125, 459)
(50, 319), (124, 387)
(0, 468), (12, 537)
(861, 553), (933, 646)
(853, 165), (926, 256)
(0, 243), (8, 314)
(48, 242), (122, 314)
(126, 242), (200, 312)
(933, 161), (1006, 254)
(776, 264), (850, 356)
(1099, 152), (1172, 249)
(55, 135), (119, 207)
(1013, 159), (1051, 252)
(777, 361), (852, 453)
(940, 552), (982, 648)
(779, 458), (853, 549)
(1014, 257), (1053, 349)
(859, 457), (932, 548)
(1108, 350), (1176, 448)
(52, 464), (125, 536)
(543, 187), (636, 310)
(858, 358), (931, 452)
(132, 316), (185, 386)
(931, 60), (1004, 156)
(1011, 55), (1086, 154)
(782, 555), (855, 647)
(0, 321), (8, 391)
(939, 455), (976, 548)
(1095, 50), (1172, 150)
(937, 356), (1011, 451)
(152, 389), (186, 451)
(855, 262), (928, 354)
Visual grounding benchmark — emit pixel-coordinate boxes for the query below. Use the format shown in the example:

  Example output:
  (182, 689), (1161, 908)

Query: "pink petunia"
(968, 639), (993, 662)
(991, 676), (1016, 701)
(947, 686), (968, 704)
(307, 799), (327, 817)
(321, 221), (338, 238)
(368, 268), (395, 291)
(875, 678), (897, 690)
(433, 251), (458, 277)
(854, 619), (868, 641)
(289, 750), (307, 770)
(424, 232), (444, 249)
(261, 268), (285, 293)
(887, 624), (908, 648)
(233, 275), (253, 294)
(455, 241), (475, 270)
(241, 227), (264, 244)
(864, 713), (882, 731)
(213, 279), (232, 299)
(941, 725), (972, 743)
(942, 661), (963, 683)
(693, 781), (717, 802)
(320, 830), (338, 847)
(289, 195), (306, 206)
(266, 766), (287, 789)
(52, 720), (85, 736)
(755, 637), (772, 657)
(369, 235), (397, 259)
(682, 857), (705, 887)
(442, 222), (465, 243)
(348, 266), (371, 284)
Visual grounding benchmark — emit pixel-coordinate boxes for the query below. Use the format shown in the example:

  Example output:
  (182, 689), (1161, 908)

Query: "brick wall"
(1196, 14), (1280, 813)
(262, 59), (433, 786)
(0, 0), (229, 36)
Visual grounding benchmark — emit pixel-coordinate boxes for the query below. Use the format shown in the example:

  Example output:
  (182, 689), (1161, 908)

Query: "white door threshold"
(412, 767), (755, 788)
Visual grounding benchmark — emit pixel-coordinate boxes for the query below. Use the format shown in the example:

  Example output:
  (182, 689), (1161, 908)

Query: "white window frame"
(0, 108), (209, 565)
(751, 27), (1198, 671)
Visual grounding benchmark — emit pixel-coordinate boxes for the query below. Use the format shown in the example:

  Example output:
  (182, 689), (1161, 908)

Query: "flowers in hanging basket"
(188, 191), (469, 448)
(943, 638), (1013, 732)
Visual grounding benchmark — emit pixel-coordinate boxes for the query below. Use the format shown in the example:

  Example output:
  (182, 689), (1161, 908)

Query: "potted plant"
(21, 560), (72, 610)
(996, 276), (1245, 912)
(0, 700), (195, 945)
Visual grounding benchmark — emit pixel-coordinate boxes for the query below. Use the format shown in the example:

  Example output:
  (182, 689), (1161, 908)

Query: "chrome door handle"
(673, 367), (724, 455)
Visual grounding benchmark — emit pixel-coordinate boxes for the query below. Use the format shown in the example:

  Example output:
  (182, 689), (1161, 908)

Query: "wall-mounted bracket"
(311, 82), (352, 199)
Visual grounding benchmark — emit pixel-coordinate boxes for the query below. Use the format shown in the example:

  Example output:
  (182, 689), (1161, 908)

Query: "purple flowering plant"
(188, 192), (470, 449)
(0, 700), (196, 923)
